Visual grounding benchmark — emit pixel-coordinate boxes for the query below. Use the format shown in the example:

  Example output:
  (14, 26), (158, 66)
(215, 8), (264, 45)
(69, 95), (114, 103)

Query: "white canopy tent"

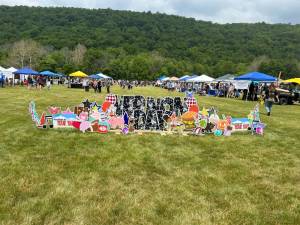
(232, 80), (251, 90)
(215, 74), (236, 82)
(187, 74), (214, 82)
(95, 73), (112, 79)
(3, 67), (18, 80)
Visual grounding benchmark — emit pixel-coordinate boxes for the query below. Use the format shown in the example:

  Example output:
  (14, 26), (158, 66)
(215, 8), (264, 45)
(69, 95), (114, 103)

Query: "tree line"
(0, 6), (300, 79)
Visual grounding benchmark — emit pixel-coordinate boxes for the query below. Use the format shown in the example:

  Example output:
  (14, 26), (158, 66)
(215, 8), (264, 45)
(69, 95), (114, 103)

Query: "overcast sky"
(1, 0), (300, 24)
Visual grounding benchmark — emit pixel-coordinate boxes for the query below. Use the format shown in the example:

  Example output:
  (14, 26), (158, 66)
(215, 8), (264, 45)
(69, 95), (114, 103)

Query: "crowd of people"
(25, 76), (65, 90)
(0, 74), (66, 90)
(160, 80), (276, 100)
(71, 78), (154, 94)
(160, 81), (238, 98)
(0, 72), (280, 116)
(118, 80), (153, 89)
(158, 80), (279, 116)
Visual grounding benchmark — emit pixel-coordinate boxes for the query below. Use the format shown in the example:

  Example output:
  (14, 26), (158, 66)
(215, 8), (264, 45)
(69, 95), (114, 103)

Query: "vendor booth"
(234, 72), (277, 101)
(0, 67), (18, 84)
(40, 70), (64, 85)
(13, 67), (39, 85)
(69, 71), (88, 88)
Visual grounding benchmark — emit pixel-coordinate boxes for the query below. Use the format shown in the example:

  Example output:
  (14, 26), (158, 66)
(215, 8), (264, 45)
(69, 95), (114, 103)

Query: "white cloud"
(1, 0), (299, 24)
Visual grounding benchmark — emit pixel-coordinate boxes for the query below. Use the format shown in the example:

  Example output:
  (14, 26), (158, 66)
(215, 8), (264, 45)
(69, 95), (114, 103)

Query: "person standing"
(106, 80), (111, 93)
(46, 78), (51, 90)
(249, 82), (255, 101)
(37, 76), (43, 90)
(82, 79), (89, 92)
(0, 73), (4, 88)
(263, 83), (277, 116)
(93, 80), (98, 93)
(97, 80), (102, 93)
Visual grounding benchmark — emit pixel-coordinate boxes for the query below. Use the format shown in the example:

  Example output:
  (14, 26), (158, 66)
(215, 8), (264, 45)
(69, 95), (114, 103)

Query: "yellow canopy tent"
(69, 71), (88, 77)
(283, 78), (300, 85)
(169, 76), (179, 81)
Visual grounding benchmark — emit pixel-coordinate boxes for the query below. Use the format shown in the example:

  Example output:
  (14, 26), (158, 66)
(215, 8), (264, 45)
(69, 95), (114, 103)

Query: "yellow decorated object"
(283, 78), (300, 85)
(181, 111), (197, 129)
(69, 71), (88, 77)
(200, 107), (209, 117)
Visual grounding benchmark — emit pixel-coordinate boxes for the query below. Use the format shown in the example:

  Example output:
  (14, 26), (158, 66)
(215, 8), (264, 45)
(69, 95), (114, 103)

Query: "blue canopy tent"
(89, 73), (113, 80)
(56, 73), (66, 77)
(89, 74), (102, 80)
(186, 75), (199, 82)
(97, 73), (112, 79)
(235, 72), (277, 101)
(13, 67), (39, 86)
(158, 75), (167, 81)
(235, 72), (277, 82)
(14, 67), (39, 75)
(40, 71), (61, 77)
(179, 75), (190, 81)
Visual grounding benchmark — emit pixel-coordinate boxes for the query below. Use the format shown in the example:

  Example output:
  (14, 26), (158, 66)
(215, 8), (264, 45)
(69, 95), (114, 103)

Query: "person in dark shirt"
(27, 76), (33, 90)
(106, 80), (111, 93)
(249, 82), (255, 101)
(263, 83), (277, 116)
(97, 80), (102, 93)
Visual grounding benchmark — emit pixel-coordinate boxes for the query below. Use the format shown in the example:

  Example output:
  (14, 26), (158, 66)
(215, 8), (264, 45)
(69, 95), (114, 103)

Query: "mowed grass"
(0, 85), (299, 225)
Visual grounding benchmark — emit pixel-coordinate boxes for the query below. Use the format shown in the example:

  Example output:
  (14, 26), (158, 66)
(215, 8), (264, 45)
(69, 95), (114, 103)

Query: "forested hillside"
(0, 5), (300, 79)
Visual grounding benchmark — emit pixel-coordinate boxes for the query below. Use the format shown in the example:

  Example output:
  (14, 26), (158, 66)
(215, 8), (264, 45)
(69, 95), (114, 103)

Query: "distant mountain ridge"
(0, 5), (299, 79)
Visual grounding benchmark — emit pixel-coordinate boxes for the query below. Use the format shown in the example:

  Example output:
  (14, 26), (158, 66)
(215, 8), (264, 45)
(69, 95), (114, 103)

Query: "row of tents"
(158, 72), (279, 83)
(1, 66), (299, 85)
(0, 66), (112, 80)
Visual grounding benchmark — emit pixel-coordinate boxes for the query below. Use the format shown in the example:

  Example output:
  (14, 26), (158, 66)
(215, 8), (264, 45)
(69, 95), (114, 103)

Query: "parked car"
(276, 83), (300, 105)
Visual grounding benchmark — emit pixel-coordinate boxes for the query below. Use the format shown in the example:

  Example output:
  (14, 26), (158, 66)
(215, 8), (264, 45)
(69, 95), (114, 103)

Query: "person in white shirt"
(82, 79), (89, 92)
(46, 78), (51, 90)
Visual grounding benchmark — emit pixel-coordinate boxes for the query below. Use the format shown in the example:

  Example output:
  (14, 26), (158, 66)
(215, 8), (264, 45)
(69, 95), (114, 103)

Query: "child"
(46, 78), (51, 90)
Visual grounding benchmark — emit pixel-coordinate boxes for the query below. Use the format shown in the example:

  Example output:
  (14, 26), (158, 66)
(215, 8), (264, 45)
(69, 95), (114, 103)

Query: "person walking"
(263, 83), (277, 116)
(37, 76), (43, 90)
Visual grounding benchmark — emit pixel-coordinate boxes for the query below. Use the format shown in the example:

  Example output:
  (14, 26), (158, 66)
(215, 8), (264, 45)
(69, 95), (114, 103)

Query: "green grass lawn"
(0, 85), (299, 225)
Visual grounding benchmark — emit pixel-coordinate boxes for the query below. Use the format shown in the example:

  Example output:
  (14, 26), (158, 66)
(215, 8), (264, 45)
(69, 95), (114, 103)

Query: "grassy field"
(0, 85), (299, 225)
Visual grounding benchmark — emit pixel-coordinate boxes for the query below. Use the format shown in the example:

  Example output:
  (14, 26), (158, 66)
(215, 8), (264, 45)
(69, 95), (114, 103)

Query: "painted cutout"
(28, 95), (267, 136)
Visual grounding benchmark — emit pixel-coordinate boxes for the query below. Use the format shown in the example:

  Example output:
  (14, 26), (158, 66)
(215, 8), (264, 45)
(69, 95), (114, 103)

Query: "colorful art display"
(28, 94), (266, 136)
